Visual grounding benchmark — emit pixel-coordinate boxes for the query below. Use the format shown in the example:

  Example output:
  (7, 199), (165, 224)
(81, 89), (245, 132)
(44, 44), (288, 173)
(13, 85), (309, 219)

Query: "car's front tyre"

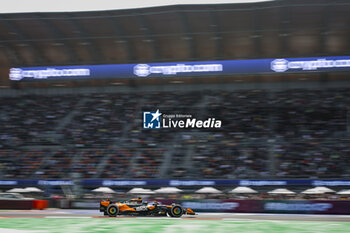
(107, 204), (119, 217)
(169, 205), (183, 218)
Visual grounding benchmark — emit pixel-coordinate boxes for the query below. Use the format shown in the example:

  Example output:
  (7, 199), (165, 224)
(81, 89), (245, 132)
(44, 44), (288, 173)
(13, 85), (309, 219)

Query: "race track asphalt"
(0, 209), (350, 222)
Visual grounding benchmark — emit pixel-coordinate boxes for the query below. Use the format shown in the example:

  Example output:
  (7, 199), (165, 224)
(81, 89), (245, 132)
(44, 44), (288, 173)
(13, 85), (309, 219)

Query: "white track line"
(45, 216), (92, 219)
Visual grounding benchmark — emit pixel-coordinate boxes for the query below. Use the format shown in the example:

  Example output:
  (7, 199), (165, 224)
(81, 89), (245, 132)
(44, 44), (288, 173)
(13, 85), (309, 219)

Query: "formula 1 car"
(100, 197), (195, 217)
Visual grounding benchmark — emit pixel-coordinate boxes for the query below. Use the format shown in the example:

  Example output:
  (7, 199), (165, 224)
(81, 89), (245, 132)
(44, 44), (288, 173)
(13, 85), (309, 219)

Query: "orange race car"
(100, 197), (195, 217)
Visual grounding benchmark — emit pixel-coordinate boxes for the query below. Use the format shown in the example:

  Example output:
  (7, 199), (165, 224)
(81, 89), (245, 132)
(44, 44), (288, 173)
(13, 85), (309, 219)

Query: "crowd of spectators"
(275, 139), (350, 178)
(195, 88), (349, 179)
(191, 134), (269, 179)
(102, 148), (133, 178)
(203, 90), (270, 138)
(62, 94), (139, 147)
(129, 148), (165, 178)
(273, 89), (348, 139)
(0, 95), (78, 147)
(1, 149), (53, 179)
(0, 148), (134, 179)
(0, 88), (349, 179)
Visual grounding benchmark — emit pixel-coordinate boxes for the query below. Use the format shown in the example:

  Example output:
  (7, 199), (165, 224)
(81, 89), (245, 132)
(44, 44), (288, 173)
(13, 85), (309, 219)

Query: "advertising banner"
(0, 200), (33, 210)
(66, 199), (350, 214)
(180, 200), (262, 213)
(156, 199), (350, 214)
(0, 180), (73, 186)
(1, 179), (350, 187)
(263, 200), (350, 214)
(9, 56), (350, 81)
(82, 179), (350, 187)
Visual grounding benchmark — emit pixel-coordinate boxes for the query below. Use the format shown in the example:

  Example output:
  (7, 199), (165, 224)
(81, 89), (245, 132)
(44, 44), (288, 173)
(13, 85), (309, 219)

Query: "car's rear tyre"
(107, 204), (119, 217)
(169, 205), (183, 218)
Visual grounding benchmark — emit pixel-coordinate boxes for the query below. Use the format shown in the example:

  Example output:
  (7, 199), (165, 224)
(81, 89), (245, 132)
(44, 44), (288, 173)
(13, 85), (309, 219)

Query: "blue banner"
(9, 56), (350, 81)
(1, 179), (350, 186)
(0, 180), (74, 186)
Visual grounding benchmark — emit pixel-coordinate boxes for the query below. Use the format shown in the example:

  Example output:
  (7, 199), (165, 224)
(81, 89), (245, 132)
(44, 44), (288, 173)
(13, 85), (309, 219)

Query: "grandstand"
(0, 0), (349, 202)
(0, 88), (349, 181)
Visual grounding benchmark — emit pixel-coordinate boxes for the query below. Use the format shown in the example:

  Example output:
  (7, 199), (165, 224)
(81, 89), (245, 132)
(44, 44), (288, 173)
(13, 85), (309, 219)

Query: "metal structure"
(0, 0), (349, 84)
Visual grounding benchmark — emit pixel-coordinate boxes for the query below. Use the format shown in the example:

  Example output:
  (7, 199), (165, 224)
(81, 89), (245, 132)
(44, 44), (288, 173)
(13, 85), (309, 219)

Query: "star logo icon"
(143, 110), (162, 129)
(150, 109), (162, 122)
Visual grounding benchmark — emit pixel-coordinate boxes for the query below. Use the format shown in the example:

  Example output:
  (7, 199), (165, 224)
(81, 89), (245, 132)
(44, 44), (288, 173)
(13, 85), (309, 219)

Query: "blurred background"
(0, 0), (350, 214)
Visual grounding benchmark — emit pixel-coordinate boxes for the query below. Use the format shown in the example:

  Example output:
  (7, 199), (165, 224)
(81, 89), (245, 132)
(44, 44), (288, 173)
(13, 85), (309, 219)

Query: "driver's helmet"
(130, 197), (143, 203)
(153, 201), (159, 206)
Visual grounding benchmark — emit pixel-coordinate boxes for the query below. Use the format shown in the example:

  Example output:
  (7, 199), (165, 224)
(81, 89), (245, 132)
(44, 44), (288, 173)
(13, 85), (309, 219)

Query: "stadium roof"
(0, 0), (349, 79)
(0, 0), (275, 13)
